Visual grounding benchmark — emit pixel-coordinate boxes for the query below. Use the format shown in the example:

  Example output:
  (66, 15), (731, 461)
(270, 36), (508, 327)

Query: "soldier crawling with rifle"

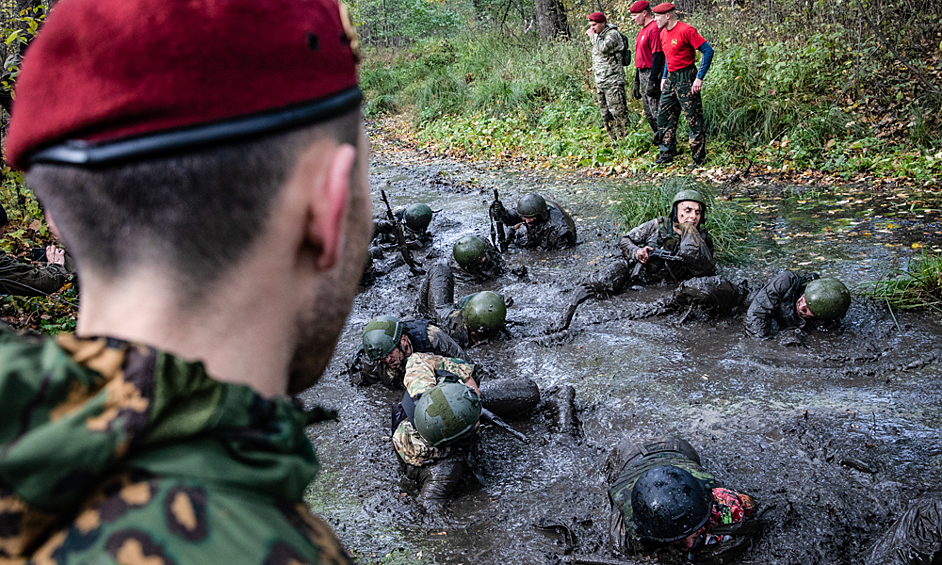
(552, 189), (720, 332)
(490, 191), (577, 251)
(373, 189), (427, 276)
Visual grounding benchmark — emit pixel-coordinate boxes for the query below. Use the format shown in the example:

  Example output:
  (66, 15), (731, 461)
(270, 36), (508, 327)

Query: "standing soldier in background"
(0, 0), (368, 562)
(629, 1), (665, 138)
(653, 2), (715, 165)
(586, 11), (630, 142)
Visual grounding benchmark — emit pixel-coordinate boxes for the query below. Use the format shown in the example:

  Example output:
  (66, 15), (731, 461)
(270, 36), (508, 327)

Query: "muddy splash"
(298, 137), (942, 565)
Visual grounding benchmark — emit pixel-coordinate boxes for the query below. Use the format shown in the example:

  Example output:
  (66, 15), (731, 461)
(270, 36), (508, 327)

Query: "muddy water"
(299, 139), (942, 565)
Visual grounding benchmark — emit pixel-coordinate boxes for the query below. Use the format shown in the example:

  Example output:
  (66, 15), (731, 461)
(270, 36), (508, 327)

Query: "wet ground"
(298, 136), (942, 565)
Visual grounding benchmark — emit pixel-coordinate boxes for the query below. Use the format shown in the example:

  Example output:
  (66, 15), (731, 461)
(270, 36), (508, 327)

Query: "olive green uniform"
(743, 271), (819, 338)
(0, 325), (352, 564)
(0, 251), (70, 296)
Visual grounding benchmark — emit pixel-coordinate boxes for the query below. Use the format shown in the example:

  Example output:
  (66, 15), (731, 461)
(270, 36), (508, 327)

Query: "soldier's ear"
(300, 143), (355, 272)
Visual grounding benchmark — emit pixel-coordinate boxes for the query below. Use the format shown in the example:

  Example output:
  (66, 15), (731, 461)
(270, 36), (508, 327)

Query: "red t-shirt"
(634, 20), (662, 69)
(659, 21), (705, 72)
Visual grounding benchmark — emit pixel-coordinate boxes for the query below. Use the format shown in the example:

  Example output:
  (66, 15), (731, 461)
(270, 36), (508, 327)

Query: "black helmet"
(453, 235), (488, 269)
(630, 466), (713, 543)
(403, 203), (433, 232)
(517, 193), (549, 221)
(670, 189), (707, 224)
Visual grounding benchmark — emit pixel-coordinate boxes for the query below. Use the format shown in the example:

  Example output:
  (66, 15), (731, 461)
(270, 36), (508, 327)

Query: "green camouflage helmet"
(671, 189), (707, 222)
(362, 315), (404, 361)
(403, 203), (433, 232)
(462, 291), (506, 337)
(414, 381), (482, 446)
(517, 193), (549, 221)
(453, 235), (488, 269)
(803, 277), (851, 321)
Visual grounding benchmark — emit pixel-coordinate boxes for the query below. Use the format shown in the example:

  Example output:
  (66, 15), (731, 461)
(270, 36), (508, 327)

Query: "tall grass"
(609, 178), (756, 265)
(859, 254), (942, 313)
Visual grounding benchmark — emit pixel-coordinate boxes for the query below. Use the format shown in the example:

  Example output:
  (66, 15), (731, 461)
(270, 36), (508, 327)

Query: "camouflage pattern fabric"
(0, 252), (70, 296)
(656, 65), (706, 163)
(392, 353), (475, 467)
(591, 26), (629, 140)
(350, 322), (464, 388)
(607, 437), (716, 554)
(744, 271), (819, 338)
(0, 325), (352, 564)
(638, 69), (660, 135)
(496, 200), (577, 251)
(619, 216), (715, 281)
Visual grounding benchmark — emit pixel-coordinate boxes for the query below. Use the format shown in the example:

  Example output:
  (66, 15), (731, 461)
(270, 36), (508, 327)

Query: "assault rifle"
(489, 189), (507, 252)
(631, 246), (683, 282)
(380, 190), (424, 276)
(481, 407), (529, 444)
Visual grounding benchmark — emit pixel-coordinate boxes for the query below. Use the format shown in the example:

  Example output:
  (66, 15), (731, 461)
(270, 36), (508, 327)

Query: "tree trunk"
(534, 0), (569, 41)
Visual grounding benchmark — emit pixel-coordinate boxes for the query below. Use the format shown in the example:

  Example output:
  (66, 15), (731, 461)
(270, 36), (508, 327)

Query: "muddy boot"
(417, 261), (454, 318)
(479, 377), (541, 418)
(416, 456), (467, 515)
(544, 384), (579, 438)
(547, 288), (592, 334)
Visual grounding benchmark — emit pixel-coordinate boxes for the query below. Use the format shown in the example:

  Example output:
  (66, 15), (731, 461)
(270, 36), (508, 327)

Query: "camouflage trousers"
(597, 81), (629, 141)
(638, 69), (660, 136)
(656, 65), (706, 163)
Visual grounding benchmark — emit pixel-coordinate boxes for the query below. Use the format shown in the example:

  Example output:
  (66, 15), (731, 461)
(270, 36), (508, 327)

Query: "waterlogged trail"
(299, 133), (942, 565)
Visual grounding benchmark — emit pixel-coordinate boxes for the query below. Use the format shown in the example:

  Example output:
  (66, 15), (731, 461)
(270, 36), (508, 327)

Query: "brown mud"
(298, 130), (942, 565)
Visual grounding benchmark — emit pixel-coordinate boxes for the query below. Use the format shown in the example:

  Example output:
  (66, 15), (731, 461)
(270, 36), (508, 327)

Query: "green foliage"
(609, 178), (756, 265)
(1, 3), (47, 93)
(858, 253), (942, 313)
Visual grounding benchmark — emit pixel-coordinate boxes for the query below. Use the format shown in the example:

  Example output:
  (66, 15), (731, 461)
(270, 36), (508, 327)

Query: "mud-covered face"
(676, 201), (703, 226)
(383, 334), (412, 368)
(796, 294), (815, 318)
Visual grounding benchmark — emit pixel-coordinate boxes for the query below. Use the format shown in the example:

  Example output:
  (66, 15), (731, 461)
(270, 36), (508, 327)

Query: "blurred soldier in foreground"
(606, 436), (759, 563)
(0, 204), (71, 296)
(490, 192), (577, 251)
(0, 0), (369, 562)
(744, 273), (851, 339)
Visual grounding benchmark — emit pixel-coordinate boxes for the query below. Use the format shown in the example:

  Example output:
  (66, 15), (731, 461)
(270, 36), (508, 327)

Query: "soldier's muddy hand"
(635, 246), (653, 263)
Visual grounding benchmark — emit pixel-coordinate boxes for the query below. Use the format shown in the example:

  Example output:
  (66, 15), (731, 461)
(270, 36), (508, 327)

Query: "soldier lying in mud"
(605, 436), (759, 564)
(417, 261), (509, 348)
(552, 189), (716, 332)
(490, 192), (577, 251)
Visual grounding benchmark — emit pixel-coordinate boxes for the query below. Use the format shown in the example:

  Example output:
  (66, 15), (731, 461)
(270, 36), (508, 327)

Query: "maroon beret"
(588, 11), (607, 23)
(6, 0), (361, 170)
(630, 1), (651, 12)
(652, 2), (676, 13)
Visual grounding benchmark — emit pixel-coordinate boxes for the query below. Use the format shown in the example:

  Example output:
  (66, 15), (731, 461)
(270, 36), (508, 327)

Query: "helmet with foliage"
(453, 235), (488, 269)
(414, 381), (482, 446)
(403, 203), (433, 232)
(630, 466), (713, 543)
(803, 278), (851, 321)
(362, 315), (404, 362)
(462, 291), (506, 337)
(670, 189), (707, 223)
(517, 193), (549, 221)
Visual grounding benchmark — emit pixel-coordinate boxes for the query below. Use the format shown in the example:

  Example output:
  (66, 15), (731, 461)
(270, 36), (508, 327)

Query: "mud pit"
(298, 136), (942, 565)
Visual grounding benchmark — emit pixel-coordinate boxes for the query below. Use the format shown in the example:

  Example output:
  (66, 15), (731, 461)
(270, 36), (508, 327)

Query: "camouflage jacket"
(498, 200), (577, 251)
(744, 271), (819, 338)
(619, 217), (715, 282)
(350, 320), (465, 389)
(591, 25), (627, 87)
(0, 326), (352, 564)
(607, 439), (716, 554)
(392, 353), (475, 467)
(0, 251), (70, 296)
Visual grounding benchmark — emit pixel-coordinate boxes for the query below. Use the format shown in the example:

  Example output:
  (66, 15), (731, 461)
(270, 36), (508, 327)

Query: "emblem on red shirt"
(671, 38), (677, 45)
